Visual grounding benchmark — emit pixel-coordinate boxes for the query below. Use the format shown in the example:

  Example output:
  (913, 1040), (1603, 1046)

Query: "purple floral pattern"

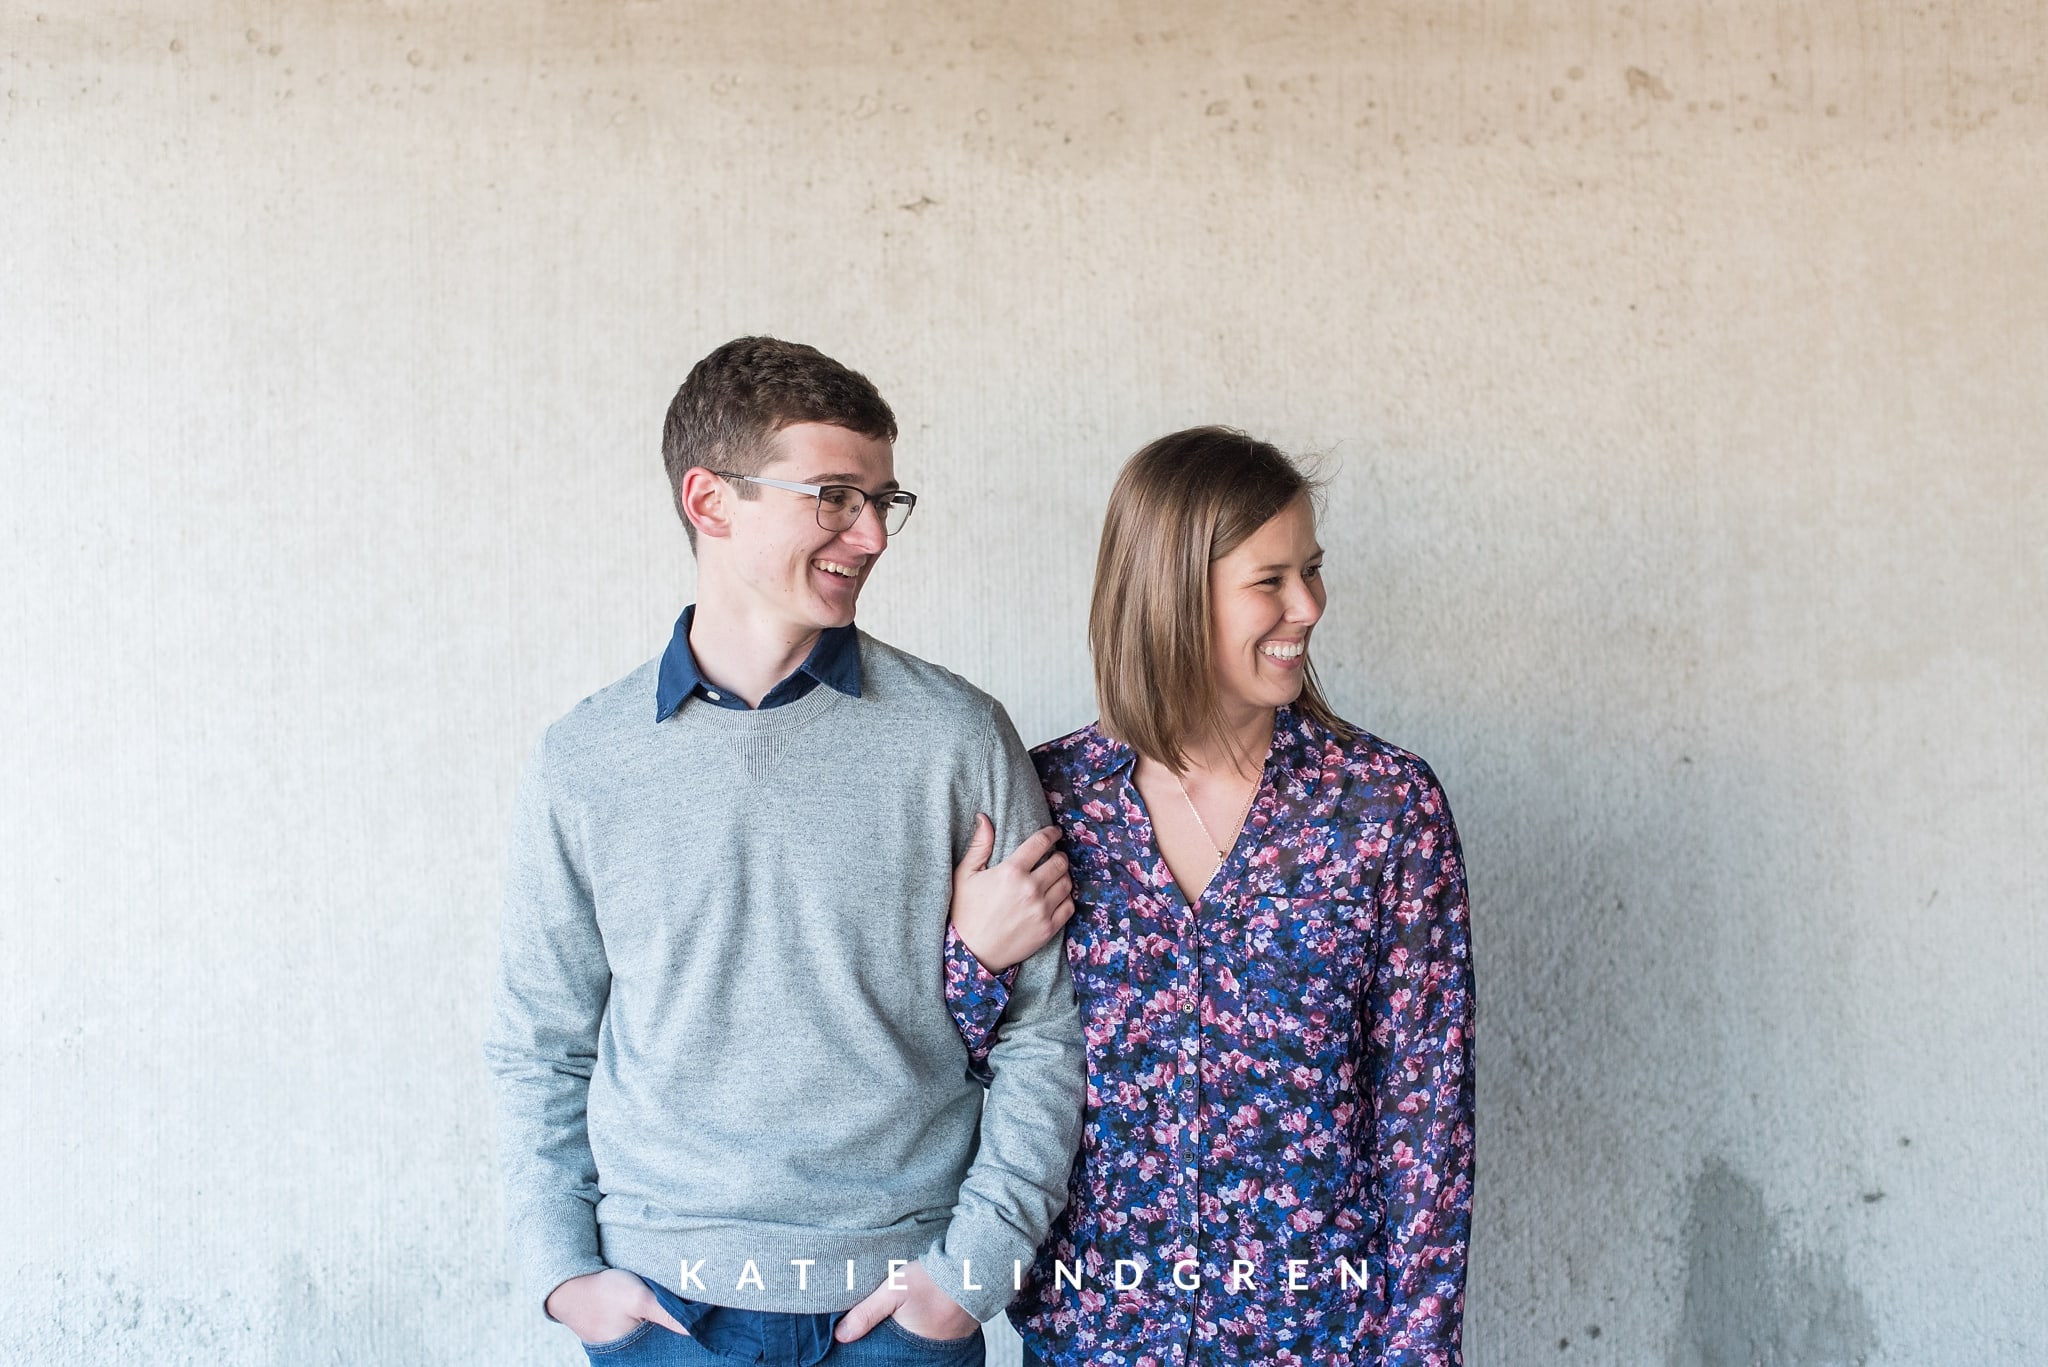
(946, 706), (1473, 1367)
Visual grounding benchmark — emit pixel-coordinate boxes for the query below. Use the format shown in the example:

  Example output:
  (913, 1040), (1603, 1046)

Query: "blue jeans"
(580, 1274), (985, 1367)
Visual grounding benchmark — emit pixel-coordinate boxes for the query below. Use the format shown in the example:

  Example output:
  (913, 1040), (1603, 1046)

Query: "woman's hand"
(948, 815), (1074, 971)
(544, 1268), (689, 1345)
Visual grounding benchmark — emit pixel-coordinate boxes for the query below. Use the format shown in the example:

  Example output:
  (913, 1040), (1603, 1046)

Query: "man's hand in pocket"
(834, 1261), (979, 1344)
(546, 1268), (689, 1345)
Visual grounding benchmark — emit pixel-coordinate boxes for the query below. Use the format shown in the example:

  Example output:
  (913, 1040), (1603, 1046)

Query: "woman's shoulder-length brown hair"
(1090, 425), (1354, 772)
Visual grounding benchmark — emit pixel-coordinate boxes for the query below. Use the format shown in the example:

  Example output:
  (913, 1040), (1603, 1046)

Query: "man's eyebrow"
(808, 472), (902, 491)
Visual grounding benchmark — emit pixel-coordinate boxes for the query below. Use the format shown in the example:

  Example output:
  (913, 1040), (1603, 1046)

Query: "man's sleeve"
(919, 700), (1086, 1321)
(1366, 763), (1475, 1367)
(481, 729), (613, 1315)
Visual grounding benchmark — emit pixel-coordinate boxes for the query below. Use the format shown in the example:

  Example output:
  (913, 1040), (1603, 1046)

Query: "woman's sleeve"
(1364, 762), (1476, 1367)
(944, 921), (1017, 1072)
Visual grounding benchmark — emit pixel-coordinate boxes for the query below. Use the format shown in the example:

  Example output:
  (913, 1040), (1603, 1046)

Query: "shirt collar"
(1077, 726), (1139, 785)
(655, 605), (863, 721)
(1079, 703), (1310, 784)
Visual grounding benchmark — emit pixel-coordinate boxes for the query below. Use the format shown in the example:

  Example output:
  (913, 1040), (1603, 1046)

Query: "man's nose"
(841, 497), (888, 551)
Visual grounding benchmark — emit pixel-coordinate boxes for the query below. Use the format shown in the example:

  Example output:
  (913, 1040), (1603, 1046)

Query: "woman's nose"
(1286, 579), (1325, 624)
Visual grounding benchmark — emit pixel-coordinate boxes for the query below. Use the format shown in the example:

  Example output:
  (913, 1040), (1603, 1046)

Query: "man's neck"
(687, 595), (822, 710)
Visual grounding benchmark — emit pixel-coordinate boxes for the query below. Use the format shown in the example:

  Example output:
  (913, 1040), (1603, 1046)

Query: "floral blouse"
(944, 705), (1474, 1367)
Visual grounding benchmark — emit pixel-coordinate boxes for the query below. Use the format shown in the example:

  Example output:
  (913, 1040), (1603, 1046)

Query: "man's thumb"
(957, 813), (996, 876)
(834, 1293), (888, 1343)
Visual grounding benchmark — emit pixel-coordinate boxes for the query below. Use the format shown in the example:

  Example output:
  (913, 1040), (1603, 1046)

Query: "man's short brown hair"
(662, 337), (898, 550)
(1091, 426), (1352, 771)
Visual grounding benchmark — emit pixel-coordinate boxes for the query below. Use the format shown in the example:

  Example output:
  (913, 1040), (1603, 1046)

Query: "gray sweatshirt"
(483, 634), (1085, 1322)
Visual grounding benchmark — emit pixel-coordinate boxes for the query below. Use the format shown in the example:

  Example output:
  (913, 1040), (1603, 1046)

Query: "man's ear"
(679, 466), (733, 542)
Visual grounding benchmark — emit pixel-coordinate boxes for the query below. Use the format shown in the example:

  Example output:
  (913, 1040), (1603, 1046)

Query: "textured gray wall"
(4, 3), (2044, 1364)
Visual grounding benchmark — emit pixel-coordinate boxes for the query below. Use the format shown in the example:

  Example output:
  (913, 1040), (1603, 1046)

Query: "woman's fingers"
(1002, 824), (1063, 872)
(1030, 849), (1072, 897)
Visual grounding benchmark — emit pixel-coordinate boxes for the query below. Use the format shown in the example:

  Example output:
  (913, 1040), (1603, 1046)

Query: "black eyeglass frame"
(708, 471), (918, 535)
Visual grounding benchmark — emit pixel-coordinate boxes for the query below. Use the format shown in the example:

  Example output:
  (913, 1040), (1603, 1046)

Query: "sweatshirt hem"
(601, 1222), (950, 1314)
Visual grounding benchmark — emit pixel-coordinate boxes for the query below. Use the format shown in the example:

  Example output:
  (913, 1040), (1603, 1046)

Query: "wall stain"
(1673, 1159), (1879, 1367)
(1626, 66), (1675, 101)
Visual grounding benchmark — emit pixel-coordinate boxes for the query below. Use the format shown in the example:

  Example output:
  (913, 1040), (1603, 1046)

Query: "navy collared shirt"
(654, 604), (863, 721)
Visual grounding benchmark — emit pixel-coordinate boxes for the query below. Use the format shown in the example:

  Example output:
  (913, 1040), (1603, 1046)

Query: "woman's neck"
(1178, 705), (1276, 781)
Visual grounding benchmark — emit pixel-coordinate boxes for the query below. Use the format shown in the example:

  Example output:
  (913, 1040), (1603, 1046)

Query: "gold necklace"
(1173, 766), (1261, 864)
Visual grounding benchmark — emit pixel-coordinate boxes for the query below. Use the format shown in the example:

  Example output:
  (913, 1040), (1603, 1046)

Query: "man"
(485, 337), (1084, 1364)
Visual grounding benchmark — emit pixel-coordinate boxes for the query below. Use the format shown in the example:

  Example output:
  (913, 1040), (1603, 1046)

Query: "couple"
(484, 337), (1474, 1367)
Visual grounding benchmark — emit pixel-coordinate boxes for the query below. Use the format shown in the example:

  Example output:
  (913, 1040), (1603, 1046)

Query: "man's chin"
(803, 597), (861, 631)
(806, 568), (866, 626)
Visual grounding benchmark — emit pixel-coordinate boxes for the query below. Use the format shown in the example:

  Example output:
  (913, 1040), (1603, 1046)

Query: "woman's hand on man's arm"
(948, 815), (1074, 972)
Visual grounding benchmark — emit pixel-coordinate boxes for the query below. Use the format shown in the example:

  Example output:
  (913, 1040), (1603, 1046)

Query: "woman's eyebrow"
(1249, 550), (1325, 572)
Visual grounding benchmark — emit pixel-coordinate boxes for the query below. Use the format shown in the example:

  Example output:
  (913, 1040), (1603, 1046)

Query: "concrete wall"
(4, 3), (2043, 1363)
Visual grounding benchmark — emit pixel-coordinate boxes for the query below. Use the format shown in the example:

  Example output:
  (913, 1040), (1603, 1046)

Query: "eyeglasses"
(710, 472), (918, 536)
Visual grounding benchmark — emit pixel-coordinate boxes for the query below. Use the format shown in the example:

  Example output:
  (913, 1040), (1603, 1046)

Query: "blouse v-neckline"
(1128, 746), (1278, 907)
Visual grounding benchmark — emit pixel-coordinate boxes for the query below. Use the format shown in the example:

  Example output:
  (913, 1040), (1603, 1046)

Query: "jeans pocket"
(581, 1320), (658, 1356)
(877, 1316), (985, 1359)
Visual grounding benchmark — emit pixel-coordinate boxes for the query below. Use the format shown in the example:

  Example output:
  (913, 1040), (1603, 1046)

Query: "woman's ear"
(679, 467), (733, 542)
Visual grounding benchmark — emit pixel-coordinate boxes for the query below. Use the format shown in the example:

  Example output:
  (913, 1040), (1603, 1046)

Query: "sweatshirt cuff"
(516, 1209), (609, 1319)
(919, 1237), (1028, 1324)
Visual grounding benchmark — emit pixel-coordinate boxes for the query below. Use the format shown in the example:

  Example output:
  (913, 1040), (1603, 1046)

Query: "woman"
(945, 427), (1473, 1367)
